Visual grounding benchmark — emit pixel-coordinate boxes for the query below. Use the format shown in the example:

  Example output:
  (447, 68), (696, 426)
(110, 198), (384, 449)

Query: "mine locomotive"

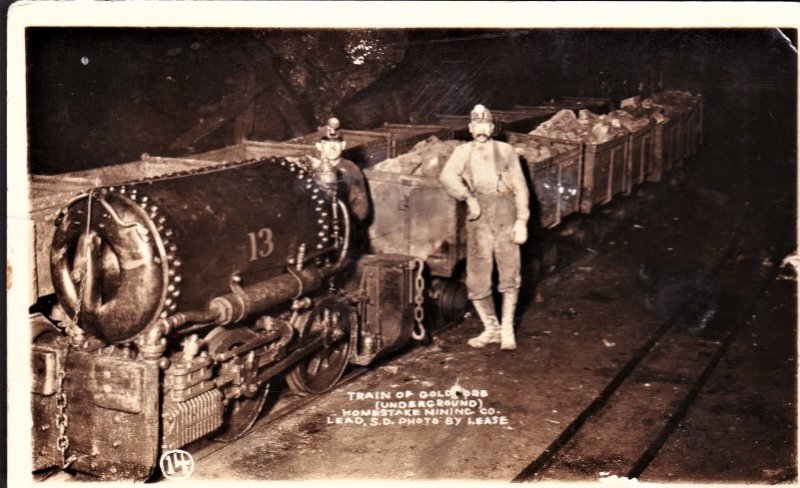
(32, 156), (426, 480)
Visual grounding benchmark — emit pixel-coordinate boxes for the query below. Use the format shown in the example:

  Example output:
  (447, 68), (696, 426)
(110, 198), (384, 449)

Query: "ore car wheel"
(206, 327), (269, 443)
(286, 298), (352, 396)
(438, 280), (468, 322)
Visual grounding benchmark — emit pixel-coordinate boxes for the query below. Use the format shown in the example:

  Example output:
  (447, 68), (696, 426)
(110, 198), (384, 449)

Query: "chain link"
(54, 293), (83, 469)
(411, 258), (426, 341)
(52, 279), (85, 469)
(55, 349), (73, 467)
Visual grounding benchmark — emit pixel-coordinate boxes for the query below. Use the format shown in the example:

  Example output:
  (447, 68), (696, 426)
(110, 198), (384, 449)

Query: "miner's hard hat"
(319, 117), (344, 141)
(470, 104), (493, 123)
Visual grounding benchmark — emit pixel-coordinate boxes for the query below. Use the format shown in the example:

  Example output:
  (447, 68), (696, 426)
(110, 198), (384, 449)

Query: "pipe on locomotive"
(138, 198), (351, 361)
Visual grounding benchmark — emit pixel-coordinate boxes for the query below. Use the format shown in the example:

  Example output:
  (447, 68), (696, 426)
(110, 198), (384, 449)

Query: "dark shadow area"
(26, 28), (797, 176)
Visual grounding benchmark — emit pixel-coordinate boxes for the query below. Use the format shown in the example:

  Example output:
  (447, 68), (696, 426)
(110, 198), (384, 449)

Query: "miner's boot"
(468, 297), (501, 348)
(500, 290), (519, 351)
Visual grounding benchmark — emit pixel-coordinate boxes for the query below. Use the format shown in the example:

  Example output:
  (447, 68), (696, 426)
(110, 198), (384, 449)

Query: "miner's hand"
(512, 219), (528, 245)
(466, 197), (482, 221)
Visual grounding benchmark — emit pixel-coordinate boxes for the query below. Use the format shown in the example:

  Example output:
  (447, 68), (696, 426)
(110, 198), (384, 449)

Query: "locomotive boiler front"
(50, 157), (345, 343)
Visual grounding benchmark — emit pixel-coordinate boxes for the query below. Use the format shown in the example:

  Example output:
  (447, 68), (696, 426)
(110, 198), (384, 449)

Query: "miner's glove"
(512, 219), (528, 245)
(466, 197), (482, 221)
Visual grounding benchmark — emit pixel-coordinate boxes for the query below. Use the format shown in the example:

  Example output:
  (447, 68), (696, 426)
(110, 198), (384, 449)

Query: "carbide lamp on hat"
(468, 104), (495, 142)
(319, 117), (344, 141)
(470, 104), (494, 123)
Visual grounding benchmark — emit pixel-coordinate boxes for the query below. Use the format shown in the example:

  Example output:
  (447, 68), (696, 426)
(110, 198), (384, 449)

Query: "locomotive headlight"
(50, 191), (170, 344)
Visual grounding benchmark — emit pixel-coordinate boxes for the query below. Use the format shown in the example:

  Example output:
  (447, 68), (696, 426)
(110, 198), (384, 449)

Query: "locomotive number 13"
(248, 228), (275, 261)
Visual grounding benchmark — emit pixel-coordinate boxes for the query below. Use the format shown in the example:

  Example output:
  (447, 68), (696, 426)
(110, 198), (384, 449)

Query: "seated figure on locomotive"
(31, 118), (427, 480)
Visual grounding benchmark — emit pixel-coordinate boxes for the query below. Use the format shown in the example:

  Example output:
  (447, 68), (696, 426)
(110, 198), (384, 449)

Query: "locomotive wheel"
(206, 327), (269, 443)
(286, 298), (352, 396)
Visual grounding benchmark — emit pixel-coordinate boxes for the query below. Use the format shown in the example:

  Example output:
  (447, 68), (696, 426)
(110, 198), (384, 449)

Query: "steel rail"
(512, 237), (738, 483)
(626, 270), (777, 479)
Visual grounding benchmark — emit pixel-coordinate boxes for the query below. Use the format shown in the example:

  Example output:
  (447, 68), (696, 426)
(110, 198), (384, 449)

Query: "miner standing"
(439, 104), (530, 350)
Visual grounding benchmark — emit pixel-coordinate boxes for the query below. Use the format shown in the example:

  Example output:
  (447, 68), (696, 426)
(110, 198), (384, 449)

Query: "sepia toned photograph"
(6, 2), (799, 485)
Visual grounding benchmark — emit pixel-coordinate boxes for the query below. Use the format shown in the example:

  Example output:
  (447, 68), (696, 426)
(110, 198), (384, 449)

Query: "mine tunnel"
(23, 27), (797, 483)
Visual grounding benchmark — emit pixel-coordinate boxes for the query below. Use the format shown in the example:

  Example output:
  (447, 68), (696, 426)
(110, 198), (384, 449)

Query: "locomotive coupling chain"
(411, 258), (427, 341)
(55, 345), (78, 469)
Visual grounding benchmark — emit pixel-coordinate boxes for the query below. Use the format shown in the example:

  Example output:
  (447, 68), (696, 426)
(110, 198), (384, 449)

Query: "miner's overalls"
(464, 142), (521, 300)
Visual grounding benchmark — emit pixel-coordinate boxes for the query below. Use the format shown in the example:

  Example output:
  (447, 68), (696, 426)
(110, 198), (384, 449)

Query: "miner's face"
(316, 139), (347, 162)
(469, 120), (494, 143)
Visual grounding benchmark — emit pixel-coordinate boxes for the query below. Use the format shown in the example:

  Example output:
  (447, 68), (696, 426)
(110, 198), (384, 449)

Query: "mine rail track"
(512, 237), (778, 482)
